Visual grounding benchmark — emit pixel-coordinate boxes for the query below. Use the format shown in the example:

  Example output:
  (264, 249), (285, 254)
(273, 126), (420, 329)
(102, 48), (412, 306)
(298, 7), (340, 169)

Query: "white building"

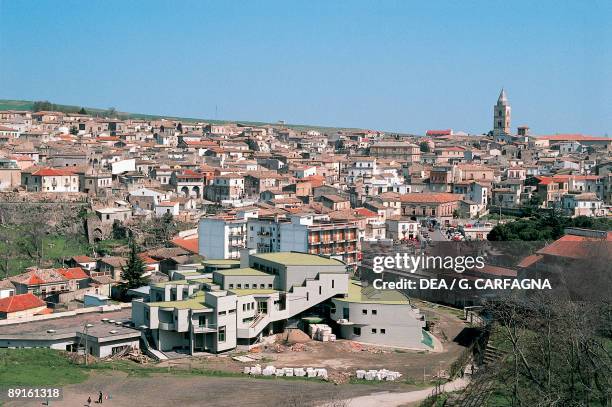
(131, 252), (429, 354)
(331, 281), (429, 349)
(199, 217), (247, 259)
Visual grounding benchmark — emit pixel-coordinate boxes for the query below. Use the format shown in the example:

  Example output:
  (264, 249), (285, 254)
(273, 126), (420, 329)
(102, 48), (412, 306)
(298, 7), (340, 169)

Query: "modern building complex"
(131, 252), (427, 354)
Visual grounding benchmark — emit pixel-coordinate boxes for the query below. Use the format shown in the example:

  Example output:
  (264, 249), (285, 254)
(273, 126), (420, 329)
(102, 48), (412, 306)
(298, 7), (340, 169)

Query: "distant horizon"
(2, 97), (612, 138)
(1, 1), (610, 135)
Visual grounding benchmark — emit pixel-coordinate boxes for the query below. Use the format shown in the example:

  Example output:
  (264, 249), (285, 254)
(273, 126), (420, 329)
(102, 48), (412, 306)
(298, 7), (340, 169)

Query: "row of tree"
(487, 213), (612, 241)
(32, 100), (87, 115)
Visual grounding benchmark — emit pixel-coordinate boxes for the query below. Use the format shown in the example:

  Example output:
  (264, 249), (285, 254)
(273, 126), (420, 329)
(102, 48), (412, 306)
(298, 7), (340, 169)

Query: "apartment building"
(279, 214), (360, 269)
(199, 216), (248, 259)
(205, 173), (245, 202)
(21, 167), (79, 192)
(398, 193), (462, 223)
(370, 141), (421, 162)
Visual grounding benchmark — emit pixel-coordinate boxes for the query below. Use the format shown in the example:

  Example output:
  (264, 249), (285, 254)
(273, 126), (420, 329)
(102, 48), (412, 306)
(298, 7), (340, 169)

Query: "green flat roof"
(253, 252), (345, 267)
(152, 279), (188, 288)
(335, 280), (410, 305)
(191, 277), (213, 284)
(149, 292), (211, 310)
(215, 267), (271, 277)
(228, 288), (280, 297)
(202, 259), (240, 265)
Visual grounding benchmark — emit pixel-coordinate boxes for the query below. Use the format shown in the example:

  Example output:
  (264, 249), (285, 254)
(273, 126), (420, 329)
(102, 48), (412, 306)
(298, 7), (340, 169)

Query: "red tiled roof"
(426, 129), (452, 136)
(138, 254), (158, 264)
(57, 267), (88, 280)
(517, 254), (543, 268)
(354, 208), (378, 217)
(538, 134), (611, 142)
(32, 167), (75, 176)
(171, 236), (199, 254)
(536, 233), (612, 259)
(0, 293), (46, 313)
(479, 265), (517, 277)
(72, 255), (95, 263)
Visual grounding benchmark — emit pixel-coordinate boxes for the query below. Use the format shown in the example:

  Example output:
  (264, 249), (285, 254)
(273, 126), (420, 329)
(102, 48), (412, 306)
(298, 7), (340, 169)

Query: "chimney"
(240, 248), (250, 268)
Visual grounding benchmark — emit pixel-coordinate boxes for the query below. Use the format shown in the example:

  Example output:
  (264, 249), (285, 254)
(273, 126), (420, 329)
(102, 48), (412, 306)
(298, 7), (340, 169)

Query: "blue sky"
(1, 0), (610, 135)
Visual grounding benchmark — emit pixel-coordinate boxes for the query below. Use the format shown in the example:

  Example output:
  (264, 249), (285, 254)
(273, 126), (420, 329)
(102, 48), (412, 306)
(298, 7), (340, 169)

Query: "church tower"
(493, 88), (511, 136)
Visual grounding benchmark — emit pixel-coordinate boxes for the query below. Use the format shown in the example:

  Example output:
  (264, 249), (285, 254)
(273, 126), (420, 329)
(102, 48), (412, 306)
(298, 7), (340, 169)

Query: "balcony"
(159, 322), (176, 330)
(192, 324), (217, 333)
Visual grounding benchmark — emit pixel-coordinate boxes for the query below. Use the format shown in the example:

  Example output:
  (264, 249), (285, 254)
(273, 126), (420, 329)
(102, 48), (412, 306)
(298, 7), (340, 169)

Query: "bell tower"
(493, 88), (511, 136)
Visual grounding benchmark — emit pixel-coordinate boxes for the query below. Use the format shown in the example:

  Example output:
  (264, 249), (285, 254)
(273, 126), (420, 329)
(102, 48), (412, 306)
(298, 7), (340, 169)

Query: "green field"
(0, 232), (91, 278)
(0, 349), (87, 387)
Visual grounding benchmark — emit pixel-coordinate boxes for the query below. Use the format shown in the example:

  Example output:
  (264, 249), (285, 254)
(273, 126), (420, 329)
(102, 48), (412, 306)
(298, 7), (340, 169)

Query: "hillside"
(0, 98), (370, 134)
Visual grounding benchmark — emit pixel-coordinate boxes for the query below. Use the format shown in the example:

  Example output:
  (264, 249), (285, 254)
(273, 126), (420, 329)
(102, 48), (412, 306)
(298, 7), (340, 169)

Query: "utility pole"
(84, 323), (93, 365)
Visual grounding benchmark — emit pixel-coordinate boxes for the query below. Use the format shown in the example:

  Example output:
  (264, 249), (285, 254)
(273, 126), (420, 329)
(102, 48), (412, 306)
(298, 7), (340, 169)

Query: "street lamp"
(84, 323), (94, 366)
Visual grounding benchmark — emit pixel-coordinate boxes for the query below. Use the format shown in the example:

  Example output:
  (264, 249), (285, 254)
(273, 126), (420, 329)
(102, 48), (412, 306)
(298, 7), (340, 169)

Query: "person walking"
(98, 391), (103, 404)
(87, 396), (92, 406)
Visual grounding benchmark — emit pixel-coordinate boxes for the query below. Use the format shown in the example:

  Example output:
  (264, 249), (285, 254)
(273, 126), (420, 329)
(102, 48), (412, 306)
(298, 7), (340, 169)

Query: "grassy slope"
(0, 229), (91, 277)
(0, 98), (366, 134)
(0, 349), (87, 386)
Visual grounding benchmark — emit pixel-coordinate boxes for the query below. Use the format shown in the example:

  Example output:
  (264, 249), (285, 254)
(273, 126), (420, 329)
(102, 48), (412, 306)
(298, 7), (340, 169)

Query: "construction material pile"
(277, 328), (311, 344)
(342, 341), (390, 354)
(244, 365), (328, 379)
(355, 369), (402, 381)
(308, 324), (336, 342)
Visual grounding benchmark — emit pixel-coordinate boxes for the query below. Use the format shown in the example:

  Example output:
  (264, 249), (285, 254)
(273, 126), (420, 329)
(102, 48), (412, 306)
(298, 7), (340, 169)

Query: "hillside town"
(0, 91), (611, 405)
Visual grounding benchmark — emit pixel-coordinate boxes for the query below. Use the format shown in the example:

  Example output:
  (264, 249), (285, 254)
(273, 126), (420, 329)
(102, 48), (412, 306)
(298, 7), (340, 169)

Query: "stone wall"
(0, 191), (91, 237)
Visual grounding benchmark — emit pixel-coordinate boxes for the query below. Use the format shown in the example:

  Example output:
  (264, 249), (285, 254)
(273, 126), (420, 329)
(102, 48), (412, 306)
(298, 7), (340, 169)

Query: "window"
(218, 311), (226, 316)
(381, 329), (386, 334)
(237, 284), (242, 289)
(331, 279), (335, 288)
(372, 310), (377, 315)
(229, 284), (234, 289)
(362, 309), (368, 315)
(353, 327), (361, 336)
(306, 292), (309, 301)
(243, 304), (246, 311)
(244, 284), (249, 289)
(319, 286), (322, 295)
(228, 309), (235, 314)
(260, 284), (265, 289)
(268, 284), (272, 288)
(371, 328), (377, 334)
(218, 326), (226, 342)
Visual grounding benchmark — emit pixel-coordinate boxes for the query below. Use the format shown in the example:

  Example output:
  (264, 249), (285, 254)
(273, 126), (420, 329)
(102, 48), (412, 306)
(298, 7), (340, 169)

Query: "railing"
(158, 322), (175, 330)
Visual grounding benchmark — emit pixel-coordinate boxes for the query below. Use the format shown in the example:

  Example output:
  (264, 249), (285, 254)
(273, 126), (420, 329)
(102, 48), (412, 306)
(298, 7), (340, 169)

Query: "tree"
(32, 100), (55, 112)
(78, 107), (87, 115)
(120, 241), (148, 290)
(481, 295), (612, 406)
(419, 141), (431, 153)
(69, 126), (78, 135)
(106, 107), (117, 118)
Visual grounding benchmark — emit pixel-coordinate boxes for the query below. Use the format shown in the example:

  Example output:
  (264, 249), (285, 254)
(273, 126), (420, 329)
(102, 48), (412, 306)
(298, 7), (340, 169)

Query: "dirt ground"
(165, 301), (469, 383)
(5, 371), (417, 407)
